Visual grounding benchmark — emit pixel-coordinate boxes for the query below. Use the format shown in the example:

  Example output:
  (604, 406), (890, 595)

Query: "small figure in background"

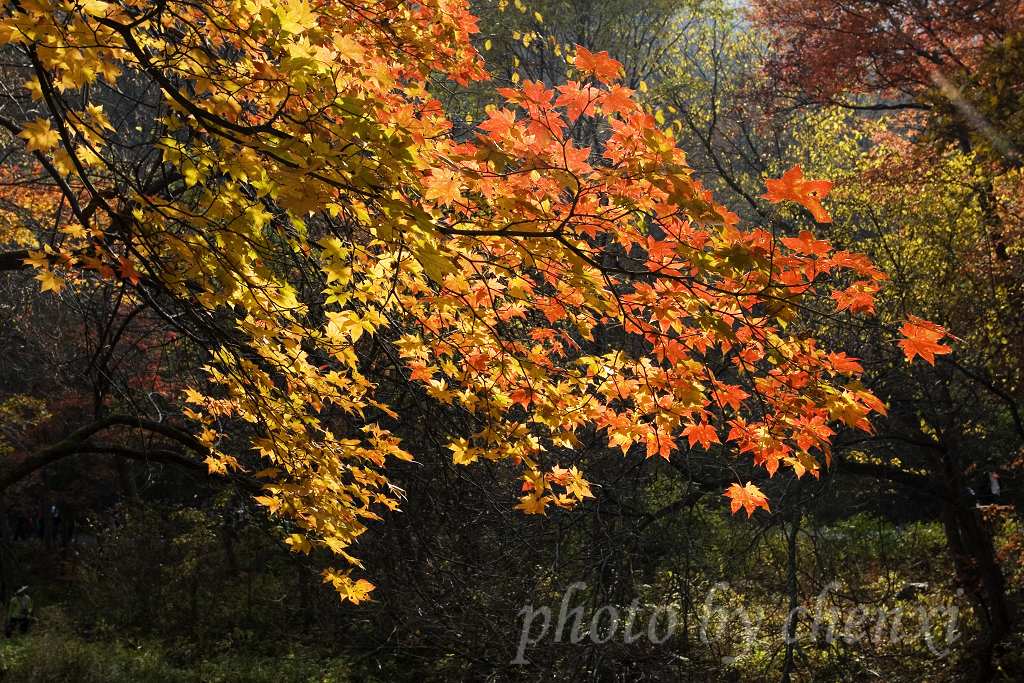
(4, 585), (33, 637)
(989, 471), (1001, 499)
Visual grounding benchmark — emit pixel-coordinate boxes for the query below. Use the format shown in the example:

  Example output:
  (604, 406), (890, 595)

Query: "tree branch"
(0, 415), (215, 492)
(833, 456), (935, 492)
(0, 249), (29, 272)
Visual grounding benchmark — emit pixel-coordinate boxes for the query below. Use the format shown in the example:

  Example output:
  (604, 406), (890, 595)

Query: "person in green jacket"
(4, 586), (32, 637)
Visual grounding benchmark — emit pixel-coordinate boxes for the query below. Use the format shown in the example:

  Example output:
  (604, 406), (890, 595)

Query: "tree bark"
(938, 447), (1014, 682)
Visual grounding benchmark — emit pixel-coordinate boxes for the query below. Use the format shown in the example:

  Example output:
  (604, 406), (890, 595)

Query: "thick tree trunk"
(938, 450), (1014, 681)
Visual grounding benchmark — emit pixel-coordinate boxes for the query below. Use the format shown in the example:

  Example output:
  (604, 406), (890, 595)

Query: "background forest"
(1, 0), (1022, 681)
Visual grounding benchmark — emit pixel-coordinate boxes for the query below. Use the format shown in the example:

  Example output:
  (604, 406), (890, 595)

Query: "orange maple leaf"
(423, 168), (462, 206)
(898, 315), (953, 365)
(724, 482), (770, 517)
(645, 429), (676, 460)
(554, 82), (596, 121)
(478, 108), (517, 138)
(827, 352), (863, 375)
(831, 282), (879, 314)
(574, 45), (623, 84)
(509, 386), (535, 407)
(521, 80), (553, 106)
(599, 85), (635, 116)
(780, 229), (832, 256)
(683, 422), (720, 450)
(763, 165), (834, 223)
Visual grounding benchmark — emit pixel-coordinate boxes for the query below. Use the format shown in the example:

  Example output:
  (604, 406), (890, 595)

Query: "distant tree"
(751, 2), (1024, 676)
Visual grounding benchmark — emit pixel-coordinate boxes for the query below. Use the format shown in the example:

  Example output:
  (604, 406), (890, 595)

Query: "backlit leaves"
(763, 165), (834, 223)
(0, 0), (946, 599)
(899, 316), (954, 365)
(724, 482), (770, 517)
(18, 118), (60, 153)
(574, 45), (624, 84)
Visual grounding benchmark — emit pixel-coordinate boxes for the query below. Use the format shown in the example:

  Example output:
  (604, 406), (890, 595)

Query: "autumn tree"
(752, 0), (1023, 110)
(0, 0), (936, 606)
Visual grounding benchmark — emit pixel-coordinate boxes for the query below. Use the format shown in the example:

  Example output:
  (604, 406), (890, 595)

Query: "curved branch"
(0, 415), (213, 492)
(832, 456), (935, 493)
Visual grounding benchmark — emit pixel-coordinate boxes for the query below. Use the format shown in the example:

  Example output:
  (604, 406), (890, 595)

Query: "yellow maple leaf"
(448, 437), (477, 465)
(22, 250), (50, 270)
(23, 77), (42, 101)
(19, 118), (60, 153)
(515, 494), (550, 515)
(36, 270), (64, 293)
(278, 0), (317, 35)
(334, 35), (364, 62)
(285, 533), (312, 554)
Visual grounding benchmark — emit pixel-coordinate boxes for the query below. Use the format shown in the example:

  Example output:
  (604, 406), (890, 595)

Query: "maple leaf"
(555, 82), (595, 121)
(562, 143), (591, 173)
(599, 85), (635, 116)
(478, 108), (517, 138)
(423, 167), (462, 206)
(763, 165), (834, 223)
(565, 466), (594, 500)
(348, 578), (375, 602)
(574, 45), (623, 84)
(832, 282), (879, 314)
(516, 494), (550, 515)
(448, 437), (477, 465)
(509, 386), (535, 407)
(645, 429), (675, 460)
(716, 383), (750, 411)
(426, 379), (455, 404)
(683, 422), (720, 450)
(758, 449), (784, 476)
(277, 0), (317, 35)
(35, 269), (64, 293)
(334, 35), (365, 62)
(780, 229), (832, 256)
(898, 315), (953, 365)
(545, 465), (571, 486)
(118, 256), (141, 285)
(322, 569), (375, 605)
(19, 118), (60, 153)
(607, 427), (634, 454)
(285, 533), (312, 554)
(827, 352), (863, 375)
(183, 387), (205, 404)
(724, 482), (771, 517)
(408, 362), (434, 382)
(521, 80), (553, 105)
(22, 250), (51, 270)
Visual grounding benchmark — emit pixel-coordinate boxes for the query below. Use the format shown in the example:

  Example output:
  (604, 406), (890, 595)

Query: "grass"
(0, 608), (358, 683)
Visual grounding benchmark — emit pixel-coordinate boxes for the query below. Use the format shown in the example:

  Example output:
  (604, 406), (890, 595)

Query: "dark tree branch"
(832, 456), (935, 492)
(0, 415), (216, 492)
(0, 249), (29, 272)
